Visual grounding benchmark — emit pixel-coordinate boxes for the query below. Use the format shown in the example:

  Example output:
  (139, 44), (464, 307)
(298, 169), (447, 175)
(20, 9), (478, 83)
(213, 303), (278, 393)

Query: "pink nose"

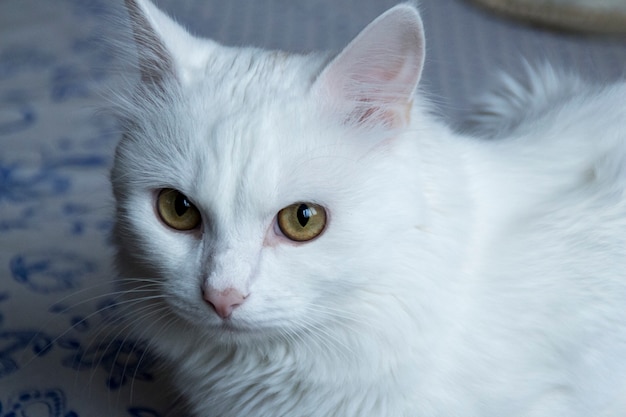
(202, 287), (246, 319)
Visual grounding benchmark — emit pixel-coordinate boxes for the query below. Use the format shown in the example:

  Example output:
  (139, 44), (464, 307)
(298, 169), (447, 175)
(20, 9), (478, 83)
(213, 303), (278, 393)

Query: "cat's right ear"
(312, 4), (425, 129)
(124, 0), (195, 87)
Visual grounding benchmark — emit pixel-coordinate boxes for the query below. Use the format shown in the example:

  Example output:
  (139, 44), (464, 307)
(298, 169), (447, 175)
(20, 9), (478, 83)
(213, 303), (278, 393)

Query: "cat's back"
(461, 73), (626, 298)
(454, 76), (626, 413)
(466, 74), (626, 216)
(522, 77), (626, 207)
(467, 73), (626, 264)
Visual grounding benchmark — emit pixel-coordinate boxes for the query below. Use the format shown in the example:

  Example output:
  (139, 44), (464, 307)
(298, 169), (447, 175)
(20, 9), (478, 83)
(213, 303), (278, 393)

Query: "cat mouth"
(208, 314), (281, 339)
(212, 318), (256, 334)
(217, 320), (243, 331)
(204, 319), (272, 344)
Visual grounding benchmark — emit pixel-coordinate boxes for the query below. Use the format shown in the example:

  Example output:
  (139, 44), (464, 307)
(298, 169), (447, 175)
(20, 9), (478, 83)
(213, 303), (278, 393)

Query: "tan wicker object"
(470, 0), (626, 34)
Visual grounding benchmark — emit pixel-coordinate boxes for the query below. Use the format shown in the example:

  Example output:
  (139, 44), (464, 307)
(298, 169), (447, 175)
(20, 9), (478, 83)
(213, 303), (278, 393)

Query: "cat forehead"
(119, 50), (324, 160)
(188, 98), (351, 205)
(182, 43), (326, 109)
(122, 71), (357, 208)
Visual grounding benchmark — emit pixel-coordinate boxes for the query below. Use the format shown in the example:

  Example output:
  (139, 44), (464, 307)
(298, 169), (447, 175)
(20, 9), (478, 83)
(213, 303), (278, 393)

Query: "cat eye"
(156, 188), (202, 231)
(277, 203), (327, 242)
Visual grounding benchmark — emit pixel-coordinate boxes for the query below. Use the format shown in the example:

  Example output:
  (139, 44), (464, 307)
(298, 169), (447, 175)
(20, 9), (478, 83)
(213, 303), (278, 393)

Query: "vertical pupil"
(174, 193), (191, 216)
(297, 204), (311, 227)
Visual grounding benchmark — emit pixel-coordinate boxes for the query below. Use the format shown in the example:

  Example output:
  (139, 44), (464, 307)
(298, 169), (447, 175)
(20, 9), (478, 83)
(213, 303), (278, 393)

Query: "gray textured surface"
(156, 0), (626, 123)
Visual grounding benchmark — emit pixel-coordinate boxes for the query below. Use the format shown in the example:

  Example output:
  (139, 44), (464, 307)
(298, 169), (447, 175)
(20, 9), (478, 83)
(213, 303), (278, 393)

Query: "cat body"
(110, 1), (626, 416)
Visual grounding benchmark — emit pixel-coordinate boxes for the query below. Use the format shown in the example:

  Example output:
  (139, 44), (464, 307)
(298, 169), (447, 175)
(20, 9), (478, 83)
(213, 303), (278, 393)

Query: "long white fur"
(110, 1), (626, 416)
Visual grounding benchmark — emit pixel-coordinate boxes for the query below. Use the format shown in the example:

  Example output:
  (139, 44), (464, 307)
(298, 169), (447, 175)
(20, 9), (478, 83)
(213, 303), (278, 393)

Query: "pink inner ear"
(314, 5), (426, 128)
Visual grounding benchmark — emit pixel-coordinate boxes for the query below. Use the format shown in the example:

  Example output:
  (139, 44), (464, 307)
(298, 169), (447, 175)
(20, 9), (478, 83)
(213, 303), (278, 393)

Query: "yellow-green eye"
(277, 203), (327, 242)
(156, 188), (201, 231)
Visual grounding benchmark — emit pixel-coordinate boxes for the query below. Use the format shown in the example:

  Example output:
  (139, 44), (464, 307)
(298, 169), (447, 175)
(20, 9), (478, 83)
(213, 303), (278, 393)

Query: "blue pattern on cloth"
(0, 0), (171, 415)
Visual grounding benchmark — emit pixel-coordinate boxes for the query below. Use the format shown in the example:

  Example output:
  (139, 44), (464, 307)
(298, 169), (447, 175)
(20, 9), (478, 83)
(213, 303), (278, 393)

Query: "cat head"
(111, 0), (433, 350)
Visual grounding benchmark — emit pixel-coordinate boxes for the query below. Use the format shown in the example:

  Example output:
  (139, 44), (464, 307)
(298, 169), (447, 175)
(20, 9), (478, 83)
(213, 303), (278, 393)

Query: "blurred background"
(0, 0), (625, 416)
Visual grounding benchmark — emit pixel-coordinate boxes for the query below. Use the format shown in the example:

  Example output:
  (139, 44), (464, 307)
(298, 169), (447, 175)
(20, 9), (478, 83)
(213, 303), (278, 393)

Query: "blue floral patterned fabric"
(2, 0), (626, 416)
(0, 0), (171, 415)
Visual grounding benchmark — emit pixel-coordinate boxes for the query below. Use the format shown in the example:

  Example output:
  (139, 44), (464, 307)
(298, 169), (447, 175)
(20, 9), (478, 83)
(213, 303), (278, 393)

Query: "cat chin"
(196, 317), (278, 339)
(186, 325), (261, 348)
(154, 317), (310, 354)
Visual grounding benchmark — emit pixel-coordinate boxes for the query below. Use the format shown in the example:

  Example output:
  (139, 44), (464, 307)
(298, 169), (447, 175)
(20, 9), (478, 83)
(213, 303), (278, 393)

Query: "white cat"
(110, 0), (626, 416)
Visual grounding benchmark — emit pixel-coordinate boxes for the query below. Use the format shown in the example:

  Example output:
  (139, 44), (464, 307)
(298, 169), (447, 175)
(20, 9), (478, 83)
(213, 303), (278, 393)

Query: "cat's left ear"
(313, 4), (425, 128)
(124, 0), (199, 88)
